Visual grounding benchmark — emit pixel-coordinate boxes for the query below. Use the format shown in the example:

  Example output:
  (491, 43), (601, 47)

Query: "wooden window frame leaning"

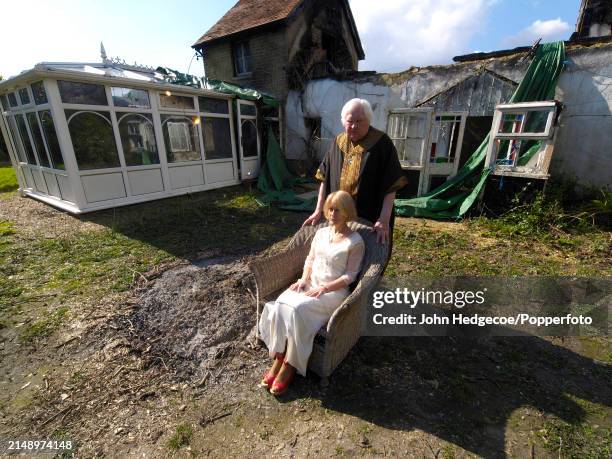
(485, 101), (560, 179)
(386, 107), (433, 171)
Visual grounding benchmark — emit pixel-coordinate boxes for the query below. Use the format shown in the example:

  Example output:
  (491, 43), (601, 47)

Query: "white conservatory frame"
(237, 99), (261, 180)
(0, 63), (256, 214)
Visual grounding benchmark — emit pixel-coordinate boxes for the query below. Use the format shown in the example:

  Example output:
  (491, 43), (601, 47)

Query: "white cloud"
(502, 18), (571, 48)
(349, 0), (496, 72)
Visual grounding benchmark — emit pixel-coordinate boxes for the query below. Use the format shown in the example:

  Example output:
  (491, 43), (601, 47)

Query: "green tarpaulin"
(394, 41), (566, 219)
(256, 126), (316, 211)
(155, 67), (278, 107)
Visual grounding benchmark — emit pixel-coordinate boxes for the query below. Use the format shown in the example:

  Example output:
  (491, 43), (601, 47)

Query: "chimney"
(573, 0), (612, 39)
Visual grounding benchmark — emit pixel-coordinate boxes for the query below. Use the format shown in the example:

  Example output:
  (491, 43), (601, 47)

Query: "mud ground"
(1, 194), (610, 458)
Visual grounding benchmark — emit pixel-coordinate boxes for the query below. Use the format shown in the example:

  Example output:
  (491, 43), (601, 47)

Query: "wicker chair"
(248, 219), (389, 386)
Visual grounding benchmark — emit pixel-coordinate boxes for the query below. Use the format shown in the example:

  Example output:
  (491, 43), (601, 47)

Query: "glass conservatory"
(0, 62), (261, 213)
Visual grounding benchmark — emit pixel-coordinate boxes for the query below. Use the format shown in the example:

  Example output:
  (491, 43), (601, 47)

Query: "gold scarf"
(338, 128), (384, 195)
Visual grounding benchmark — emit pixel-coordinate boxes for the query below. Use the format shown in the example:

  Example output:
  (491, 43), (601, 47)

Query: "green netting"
(394, 41), (566, 219)
(155, 67), (278, 107)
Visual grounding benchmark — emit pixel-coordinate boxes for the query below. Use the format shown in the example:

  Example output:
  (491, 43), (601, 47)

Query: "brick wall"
(202, 28), (289, 101)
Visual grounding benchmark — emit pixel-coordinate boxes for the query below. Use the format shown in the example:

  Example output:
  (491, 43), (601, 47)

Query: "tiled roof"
(193, 0), (303, 46)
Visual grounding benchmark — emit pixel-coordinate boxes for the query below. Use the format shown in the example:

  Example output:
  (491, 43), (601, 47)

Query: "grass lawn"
(0, 163), (18, 193)
(0, 164), (609, 457)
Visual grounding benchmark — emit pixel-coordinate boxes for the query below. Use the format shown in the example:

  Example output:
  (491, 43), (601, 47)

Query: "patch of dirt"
(121, 254), (257, 380)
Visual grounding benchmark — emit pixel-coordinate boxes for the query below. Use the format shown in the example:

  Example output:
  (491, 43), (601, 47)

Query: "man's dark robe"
(316, 127), (407, 226)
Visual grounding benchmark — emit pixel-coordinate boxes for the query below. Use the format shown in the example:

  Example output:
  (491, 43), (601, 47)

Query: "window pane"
(203, 118), (233, 160)
(18, 88), (31, 105)
(524, 110), (549, 133)
(240, 104), (256, 117)
(16, 114), (37, 164)
(38, 111), (65, 170)
(8, 93), (18, 107)
(500, 114), (524, 134)
(112, 87), (151, 108)
(160, 94), (194, 110)
(241, 120), (258, 157)
(7, 116), (27, 163)
(31, 81), (48, 105)
(263, 105), (279, 118)
(198, 97), (229, 114)
(161, 115), (201, 162)
(0, 95), (8, 111)
(118, 113), (159, 166)
(26, 112), (50, 167)
(233, 42), (252, 75)
(59, 80), (108, 105)
(66, 110), (119, 170)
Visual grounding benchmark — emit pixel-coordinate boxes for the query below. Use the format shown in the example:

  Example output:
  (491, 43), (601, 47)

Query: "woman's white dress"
(258, 226), (365, 376)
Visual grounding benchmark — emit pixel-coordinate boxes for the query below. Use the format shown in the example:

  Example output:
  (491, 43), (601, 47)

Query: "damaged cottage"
(280, 1), (611, 203)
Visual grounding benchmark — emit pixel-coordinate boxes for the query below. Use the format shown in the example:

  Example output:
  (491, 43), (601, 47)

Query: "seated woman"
(258, 190), (365, 395)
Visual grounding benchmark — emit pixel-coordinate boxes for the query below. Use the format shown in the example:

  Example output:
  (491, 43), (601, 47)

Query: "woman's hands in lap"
(289, 279), (307, 292)
(304, 286), (327, 298)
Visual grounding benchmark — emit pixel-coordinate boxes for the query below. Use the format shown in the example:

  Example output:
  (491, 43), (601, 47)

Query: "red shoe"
(270, 369), (295, 396)
(259, 370), (276, 389)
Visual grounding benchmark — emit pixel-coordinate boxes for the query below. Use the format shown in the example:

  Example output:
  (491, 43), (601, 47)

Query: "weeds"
(538, 417), (611, 458)
(479, 193), (591, 238)
(167, 422), (193, 450)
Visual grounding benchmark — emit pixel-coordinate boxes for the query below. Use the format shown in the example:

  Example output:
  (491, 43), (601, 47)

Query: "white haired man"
(303, 98), (407, 248)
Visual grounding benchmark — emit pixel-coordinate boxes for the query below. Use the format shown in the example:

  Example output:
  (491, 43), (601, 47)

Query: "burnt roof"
(192, 0), (302, 47)
(453, 35), (612, 63)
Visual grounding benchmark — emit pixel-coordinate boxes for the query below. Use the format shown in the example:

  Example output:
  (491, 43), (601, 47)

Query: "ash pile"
(122, 255), (258, 380)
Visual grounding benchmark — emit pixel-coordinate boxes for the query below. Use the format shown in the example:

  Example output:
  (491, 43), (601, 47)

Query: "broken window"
(485, 101), (559, 178)
(233, 41), (252, 76)
(386, 109), (432, 169)
(430, 115), (463, 163)
(387, 109), (466, 197)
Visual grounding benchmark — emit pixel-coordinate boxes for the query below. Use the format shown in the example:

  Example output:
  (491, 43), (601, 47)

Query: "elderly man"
(303, 98), (407, 246)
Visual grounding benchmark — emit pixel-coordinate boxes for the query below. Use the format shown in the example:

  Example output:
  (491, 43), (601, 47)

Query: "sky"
(0, 0), (581, 79)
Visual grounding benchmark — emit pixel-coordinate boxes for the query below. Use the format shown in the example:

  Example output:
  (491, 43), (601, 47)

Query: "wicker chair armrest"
(248, 222), (325, 299)
(326, 262), (383, 333)
(248, 249), (305, 299)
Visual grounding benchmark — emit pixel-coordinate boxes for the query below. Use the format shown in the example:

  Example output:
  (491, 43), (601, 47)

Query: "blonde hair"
(323, 191), (357, 222)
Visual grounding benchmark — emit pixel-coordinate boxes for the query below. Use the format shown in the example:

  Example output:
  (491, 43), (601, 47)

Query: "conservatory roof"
(0, 62), (230, 98)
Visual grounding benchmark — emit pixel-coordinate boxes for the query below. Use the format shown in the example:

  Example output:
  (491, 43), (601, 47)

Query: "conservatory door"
(237, 100), (260, 180)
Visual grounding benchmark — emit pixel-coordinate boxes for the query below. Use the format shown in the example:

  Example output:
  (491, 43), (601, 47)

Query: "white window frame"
(386, 108), (433, 170)
(485, 101), (559, 179)
(167, 121), (192, 152)
(237, 100), (260, 180)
